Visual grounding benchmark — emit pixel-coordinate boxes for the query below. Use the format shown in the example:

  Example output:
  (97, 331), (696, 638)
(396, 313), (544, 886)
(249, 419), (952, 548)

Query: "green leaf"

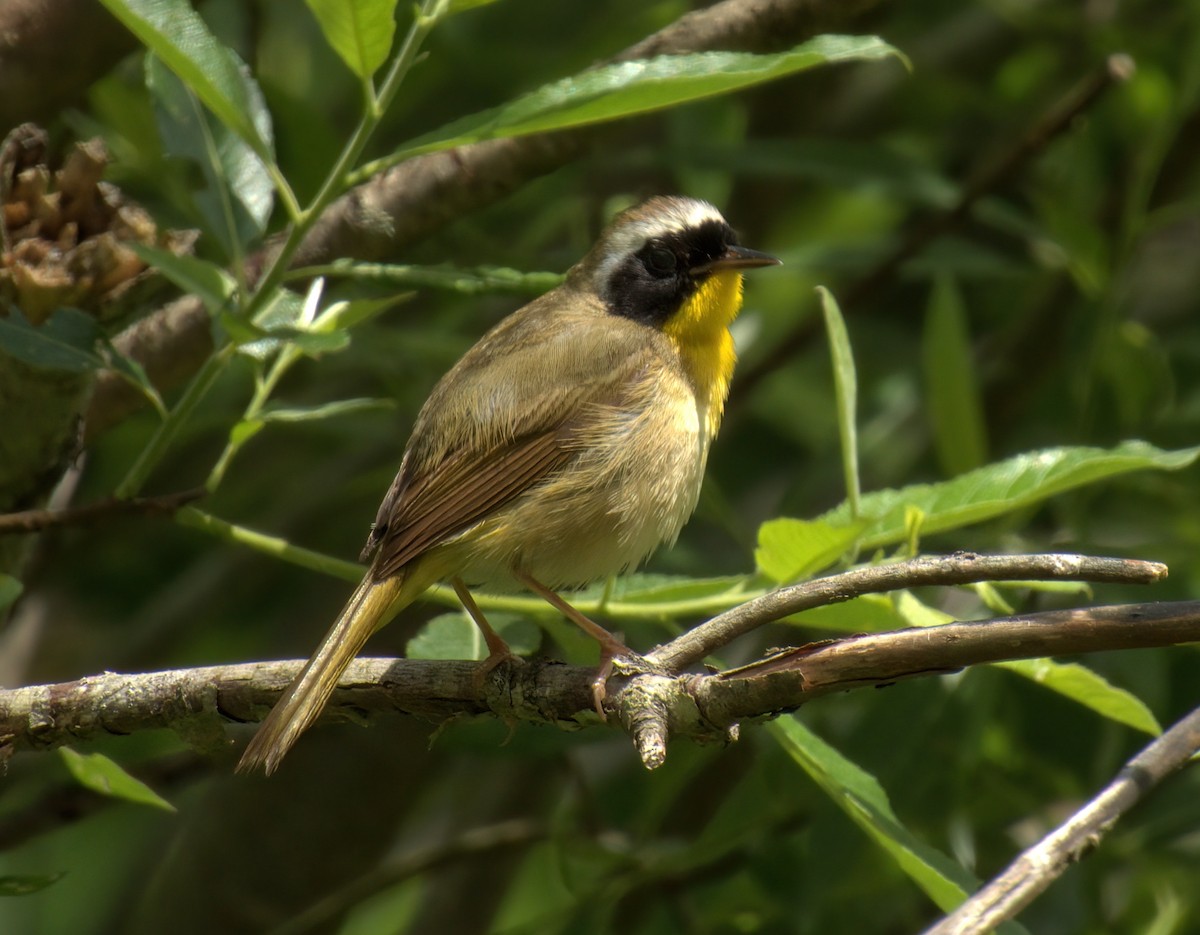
(994, 659), (1162, 736)
(99, 0), (274, 163)
(407, 612), (540, 660)
(894, 593), (1161, 736)
(127, 243), (237, 314)
(771, 719), (995, 918)
(447, 0), (503, 13)
(258, 398), (394, 423)
(0, 873), (67, 897)
(0, 306), (103, 372)
(312, 293), (414, 333)
(305, 0), (397, 79)
(99, 340), (169, 418)
(923, 275), (987, 476)
(818, 286), (861, 517)
(755, 517), (867, 583)
(0, 574), (22, 612)
(357, 36), (905, 179)
(817, 442), (1200, 549)
(59, 748), (177, 812)
(785, 594), (905, 632)
(146, 54), (273, 260)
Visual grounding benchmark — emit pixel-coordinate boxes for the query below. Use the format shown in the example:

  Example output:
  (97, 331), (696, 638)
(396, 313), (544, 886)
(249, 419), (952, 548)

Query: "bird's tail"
(236, 566), (425, 775)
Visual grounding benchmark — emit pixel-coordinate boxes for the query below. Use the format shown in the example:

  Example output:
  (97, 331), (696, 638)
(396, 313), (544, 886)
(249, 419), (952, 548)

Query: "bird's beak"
(691, 245), (782, 275)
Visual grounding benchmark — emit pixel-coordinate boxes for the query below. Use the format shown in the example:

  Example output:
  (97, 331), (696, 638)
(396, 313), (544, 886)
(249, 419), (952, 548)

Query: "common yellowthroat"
(238, 196), (779, 774)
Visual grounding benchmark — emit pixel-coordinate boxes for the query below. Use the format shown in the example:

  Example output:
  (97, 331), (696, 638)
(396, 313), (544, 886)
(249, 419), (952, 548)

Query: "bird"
(237, 195), (780, 774)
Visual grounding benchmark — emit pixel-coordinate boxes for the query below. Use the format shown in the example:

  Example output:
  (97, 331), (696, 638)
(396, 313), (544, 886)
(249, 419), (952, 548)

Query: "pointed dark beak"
(691, 245), (782, 275)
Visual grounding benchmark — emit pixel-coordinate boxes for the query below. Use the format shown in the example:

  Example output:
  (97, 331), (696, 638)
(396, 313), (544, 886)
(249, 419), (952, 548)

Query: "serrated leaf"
(0, 574), (22, 612)
(407, 612), (540, 660)
(305, 0), (397, 79)
(59, 748), (176, 812)
(258, 398), (394, 423)
(0, 873), (67, 897)
(359, 36), (904, 179)
(99, 0), (274, 163)
(817, 442), (1200, 549)
(146, 54), (273, 259)
(127, 243), (237, 314)
(818, 286), (861, 517)
(923, 275), (987, 476)
(755, 517), (867, 583)
(771, 719), (1007, 921)
(995, 658), (1162, 736)
(0, 306), (103, 372)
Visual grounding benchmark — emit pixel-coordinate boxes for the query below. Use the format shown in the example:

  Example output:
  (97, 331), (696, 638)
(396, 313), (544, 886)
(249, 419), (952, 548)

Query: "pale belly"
(446, 386), (711, 590)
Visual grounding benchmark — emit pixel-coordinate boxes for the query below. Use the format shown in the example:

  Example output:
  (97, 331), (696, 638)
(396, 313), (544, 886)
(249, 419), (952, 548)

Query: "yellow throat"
(662, 270), (744, 436)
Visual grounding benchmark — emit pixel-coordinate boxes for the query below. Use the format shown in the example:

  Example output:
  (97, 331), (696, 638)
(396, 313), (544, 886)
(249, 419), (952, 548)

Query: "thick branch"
(2, 599), (1195, 768)
(923, 702), (1200, 935)
(85, 0), (882, 437)
(0, 0), (136, 129)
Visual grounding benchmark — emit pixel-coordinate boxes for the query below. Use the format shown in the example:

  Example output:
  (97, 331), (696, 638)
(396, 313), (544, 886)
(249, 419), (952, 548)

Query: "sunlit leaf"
(59, 748), (177, 812)
(146, 54), (273, 259)
(98, 0), (274, 162)
(755, 517), (866, 583)
(358, 36), (905, 179)
(817, 442), (1200, 549)
(894, 593), (1162, 736)
(407, 612), (541, 660)
(305, 0), (397, 79)
(995, 658), (1161, 735)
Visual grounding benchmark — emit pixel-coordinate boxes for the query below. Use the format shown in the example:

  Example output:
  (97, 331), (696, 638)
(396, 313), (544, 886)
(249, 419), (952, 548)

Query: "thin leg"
(453, 577), (515, 674)
(512, 568), (635, 717)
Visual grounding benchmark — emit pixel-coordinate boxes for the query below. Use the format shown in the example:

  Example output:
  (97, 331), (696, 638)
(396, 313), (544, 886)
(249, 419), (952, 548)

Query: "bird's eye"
(644, 244), (678, 275)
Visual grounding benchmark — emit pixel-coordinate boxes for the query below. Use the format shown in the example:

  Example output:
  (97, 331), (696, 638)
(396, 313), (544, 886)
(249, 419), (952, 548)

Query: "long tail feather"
(237, 571), (411, 775)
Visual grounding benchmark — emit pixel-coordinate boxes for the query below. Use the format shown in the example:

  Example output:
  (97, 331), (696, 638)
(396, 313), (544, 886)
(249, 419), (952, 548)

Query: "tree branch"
(85, 0), (883, 438)
(3, 595), (1194, 773)
(648, 551), (1166, 671)
(922, 701), (1200, 935)
(0, 488), (204, 535)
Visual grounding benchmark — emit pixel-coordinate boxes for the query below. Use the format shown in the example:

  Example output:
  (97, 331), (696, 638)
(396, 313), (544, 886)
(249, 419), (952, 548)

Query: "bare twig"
(923, 702), (1200, 935)
(733, 53), (1137, 401)
(648, 551), (1166, 671)
(0, 488), (204, 535)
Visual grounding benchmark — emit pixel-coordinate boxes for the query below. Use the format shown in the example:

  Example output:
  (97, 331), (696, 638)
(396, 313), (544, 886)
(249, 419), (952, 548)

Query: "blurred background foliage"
(2, 0), (1200, 932)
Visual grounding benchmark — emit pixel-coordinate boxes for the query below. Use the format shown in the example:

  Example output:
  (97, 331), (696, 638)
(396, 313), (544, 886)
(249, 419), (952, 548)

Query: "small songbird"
(238, 196), (779, 774)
